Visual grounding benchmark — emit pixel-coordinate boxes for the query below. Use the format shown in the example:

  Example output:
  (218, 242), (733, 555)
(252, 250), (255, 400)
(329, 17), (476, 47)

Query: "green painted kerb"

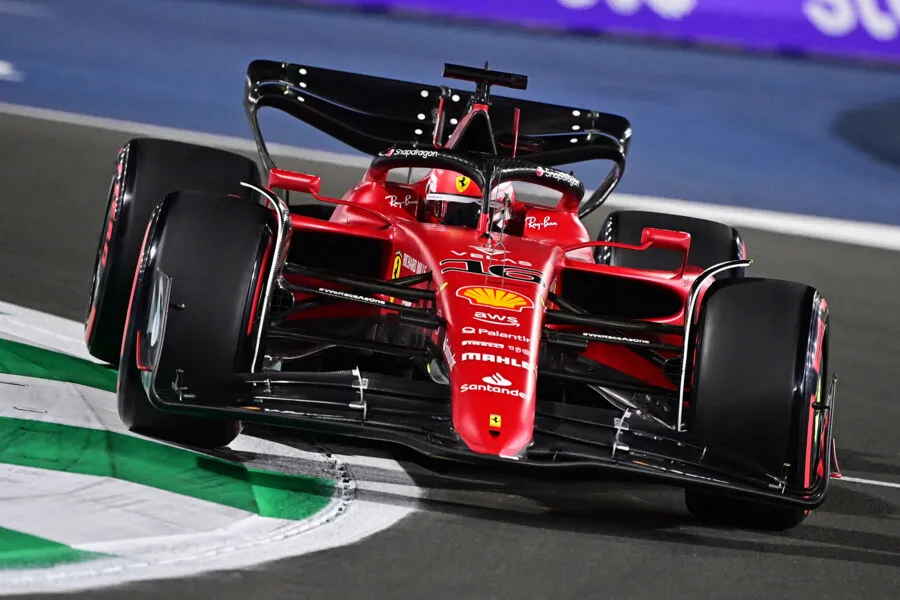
(0, 338), (117, 392)
(0, 418), (335, 520)
(0, 528), (109, 570)
(0, 339), (336, 521)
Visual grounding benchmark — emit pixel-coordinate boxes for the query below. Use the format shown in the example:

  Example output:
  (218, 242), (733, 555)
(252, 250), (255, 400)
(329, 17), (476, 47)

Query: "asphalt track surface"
(2, 113), (900, 599)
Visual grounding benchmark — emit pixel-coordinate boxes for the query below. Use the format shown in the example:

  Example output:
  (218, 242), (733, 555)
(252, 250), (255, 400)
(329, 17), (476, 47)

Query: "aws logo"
(457, 286), (534, 312)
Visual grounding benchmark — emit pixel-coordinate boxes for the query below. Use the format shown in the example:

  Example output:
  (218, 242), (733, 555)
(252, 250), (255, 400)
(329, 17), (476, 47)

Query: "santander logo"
(483, 373), (512, 387)
(556, 0), (697, 20)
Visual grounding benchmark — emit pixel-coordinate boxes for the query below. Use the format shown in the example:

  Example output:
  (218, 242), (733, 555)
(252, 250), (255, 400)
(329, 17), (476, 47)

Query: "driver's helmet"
(423, 169), (515, 228)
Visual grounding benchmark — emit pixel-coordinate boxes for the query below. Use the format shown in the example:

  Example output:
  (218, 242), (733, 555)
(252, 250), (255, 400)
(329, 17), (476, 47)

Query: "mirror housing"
(268, 168), (321, 196)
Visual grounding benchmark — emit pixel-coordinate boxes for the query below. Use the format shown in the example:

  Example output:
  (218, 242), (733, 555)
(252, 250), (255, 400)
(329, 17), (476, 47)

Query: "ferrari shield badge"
(456, 176), (471, 193)
(489, 414), (502, 429)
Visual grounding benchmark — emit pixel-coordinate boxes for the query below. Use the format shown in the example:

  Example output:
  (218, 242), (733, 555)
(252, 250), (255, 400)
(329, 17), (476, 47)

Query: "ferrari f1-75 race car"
(84, 60), (839, 531)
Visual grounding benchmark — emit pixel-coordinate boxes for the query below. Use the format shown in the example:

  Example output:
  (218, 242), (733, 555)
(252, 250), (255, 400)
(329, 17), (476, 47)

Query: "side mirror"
(641, 227), (691, 275)
(640, 227), (691, 254)
(268, 168), (321, 196)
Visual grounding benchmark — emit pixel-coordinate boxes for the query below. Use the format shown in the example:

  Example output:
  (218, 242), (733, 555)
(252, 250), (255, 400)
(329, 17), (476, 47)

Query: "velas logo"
(468, 245), (506, 257)
(556, 0), (697, 20)
(457, 286), (534, 312)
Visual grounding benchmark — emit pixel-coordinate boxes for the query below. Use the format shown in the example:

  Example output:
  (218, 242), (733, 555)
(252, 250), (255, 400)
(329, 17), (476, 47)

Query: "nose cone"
(443, 282), (542, 459)
(451, 362), (536, 458)
(419, 227), (555, 459)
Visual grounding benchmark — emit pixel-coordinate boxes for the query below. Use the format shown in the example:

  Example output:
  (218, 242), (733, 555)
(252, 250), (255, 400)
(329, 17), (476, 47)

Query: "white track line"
(837, 476), (900, 490)
(2, 101), (899, 251)
(0, 1), (48, 18)
(0, 102), (372, 169)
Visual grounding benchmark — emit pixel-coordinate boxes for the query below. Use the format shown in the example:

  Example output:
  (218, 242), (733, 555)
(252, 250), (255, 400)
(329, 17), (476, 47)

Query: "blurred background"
(2, 0), (900, 224)
(1, 2), (900, 597)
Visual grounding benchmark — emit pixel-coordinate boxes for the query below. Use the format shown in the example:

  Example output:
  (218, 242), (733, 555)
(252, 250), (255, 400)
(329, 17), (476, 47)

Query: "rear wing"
(242, 60), (631, 215)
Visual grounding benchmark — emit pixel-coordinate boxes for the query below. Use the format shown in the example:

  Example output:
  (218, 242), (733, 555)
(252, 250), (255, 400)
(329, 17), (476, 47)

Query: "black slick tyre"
(85, 138), (261, 365)
(684, 277), (830, 531)
(118, 191), (274, 449)
(596, 210), (745, 276)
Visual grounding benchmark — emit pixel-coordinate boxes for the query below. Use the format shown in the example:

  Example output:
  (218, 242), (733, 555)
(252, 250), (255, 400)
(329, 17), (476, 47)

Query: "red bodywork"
(260, 101), (716, 460)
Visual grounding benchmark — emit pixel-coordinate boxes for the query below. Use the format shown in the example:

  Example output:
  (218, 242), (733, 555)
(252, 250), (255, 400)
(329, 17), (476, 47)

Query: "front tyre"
(684, 278), (831, 531)
(118, 191), (275, 449)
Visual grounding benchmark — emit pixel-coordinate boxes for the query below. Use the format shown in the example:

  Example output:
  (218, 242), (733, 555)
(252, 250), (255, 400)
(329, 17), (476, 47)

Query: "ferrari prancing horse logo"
(456, 176), (471, 194)
(489, 414), (502, 429)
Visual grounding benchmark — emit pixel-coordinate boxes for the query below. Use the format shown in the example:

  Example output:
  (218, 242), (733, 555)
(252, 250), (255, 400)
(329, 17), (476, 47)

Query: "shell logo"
(456, 286), (534, 312)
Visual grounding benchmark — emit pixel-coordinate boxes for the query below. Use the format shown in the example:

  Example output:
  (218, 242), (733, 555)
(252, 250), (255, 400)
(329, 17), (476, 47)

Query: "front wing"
(141, 362), (837, 510)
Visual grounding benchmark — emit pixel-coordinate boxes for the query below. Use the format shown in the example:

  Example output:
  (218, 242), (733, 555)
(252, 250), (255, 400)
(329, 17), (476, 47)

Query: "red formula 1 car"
(84, 60), (838, 530)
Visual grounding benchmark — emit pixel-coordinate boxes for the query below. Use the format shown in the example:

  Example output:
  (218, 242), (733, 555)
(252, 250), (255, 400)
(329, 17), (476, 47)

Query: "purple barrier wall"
(303, 0), (900, 63)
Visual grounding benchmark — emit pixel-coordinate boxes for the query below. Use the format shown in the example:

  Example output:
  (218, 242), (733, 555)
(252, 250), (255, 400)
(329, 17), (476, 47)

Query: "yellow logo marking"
(388, 253), (402, 303)
(489, 414), (502, 429)
(457, 286), (533, 312)
(456, 176), (472, 193)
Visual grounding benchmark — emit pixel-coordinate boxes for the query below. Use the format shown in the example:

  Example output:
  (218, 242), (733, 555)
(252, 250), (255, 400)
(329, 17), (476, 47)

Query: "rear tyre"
(596, 210), (745, 275)
(684, 278), (830, 531)
(118, 191), (274, 449)
(85, 138), (261, 365)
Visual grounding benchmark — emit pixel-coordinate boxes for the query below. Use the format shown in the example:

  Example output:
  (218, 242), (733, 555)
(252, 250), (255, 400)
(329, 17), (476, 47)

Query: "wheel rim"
(85, 145), (130, 333)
